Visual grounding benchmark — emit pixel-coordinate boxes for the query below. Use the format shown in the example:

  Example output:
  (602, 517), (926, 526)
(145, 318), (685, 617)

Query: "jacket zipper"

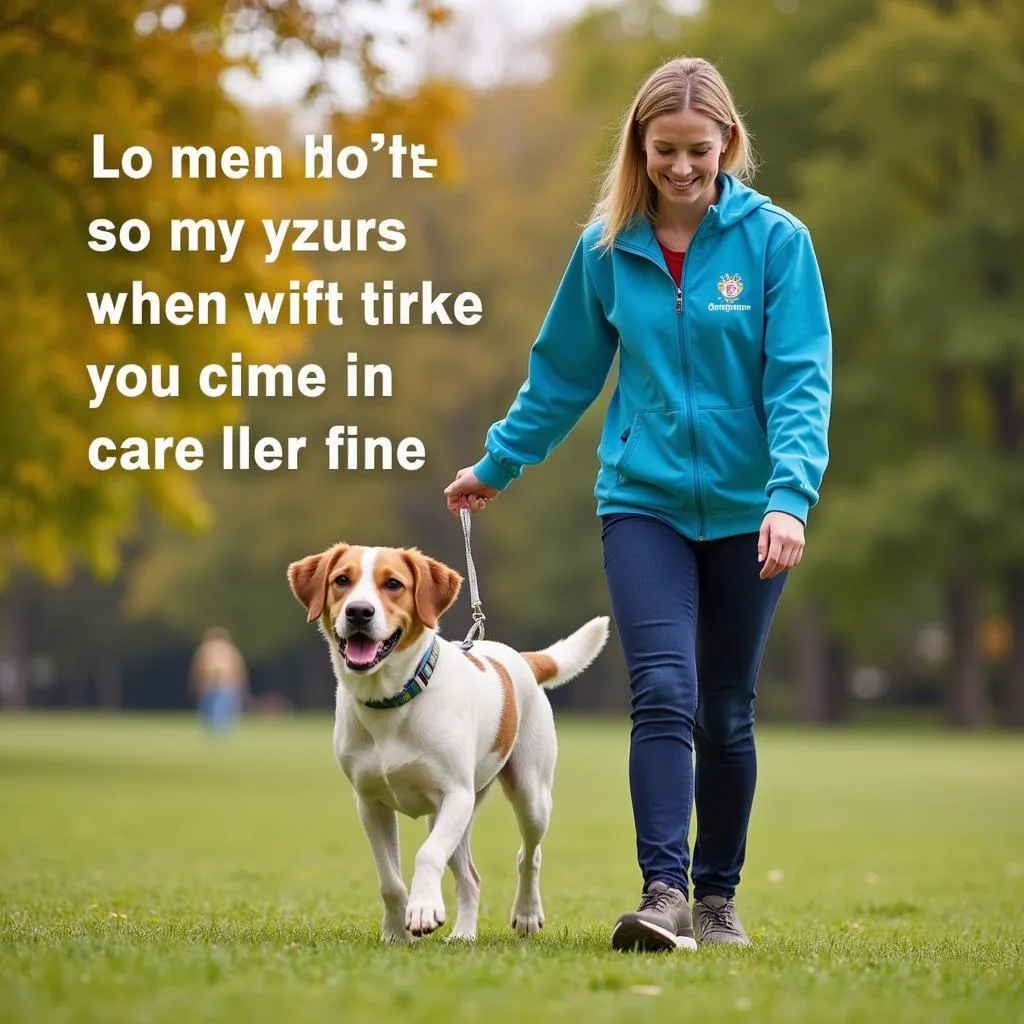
(678, 222), (708, 541)
(615, 229), (708, 539)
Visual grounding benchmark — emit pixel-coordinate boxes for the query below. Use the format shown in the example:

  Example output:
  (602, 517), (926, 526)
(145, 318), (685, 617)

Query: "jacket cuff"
(473, 453), (518, 491)
(766, 487), (810, 524)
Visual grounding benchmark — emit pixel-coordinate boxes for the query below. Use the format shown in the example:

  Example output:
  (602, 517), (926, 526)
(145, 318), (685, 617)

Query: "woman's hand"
(757, 511), (805, 580)
(444, 467), (499, 515)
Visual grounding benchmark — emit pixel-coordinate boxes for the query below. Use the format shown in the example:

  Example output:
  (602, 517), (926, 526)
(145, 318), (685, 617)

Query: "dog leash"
(459, 507), (486, 649)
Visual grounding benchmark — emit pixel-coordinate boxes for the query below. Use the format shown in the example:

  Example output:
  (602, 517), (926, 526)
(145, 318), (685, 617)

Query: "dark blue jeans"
(601, 513), (787, 901)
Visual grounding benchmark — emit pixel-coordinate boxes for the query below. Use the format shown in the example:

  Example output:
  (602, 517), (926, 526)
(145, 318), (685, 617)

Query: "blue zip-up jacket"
(472, 174), (832, 540)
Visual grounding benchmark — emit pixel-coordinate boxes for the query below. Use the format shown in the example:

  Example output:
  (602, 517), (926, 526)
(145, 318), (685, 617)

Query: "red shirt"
(658, 241), (685, 286)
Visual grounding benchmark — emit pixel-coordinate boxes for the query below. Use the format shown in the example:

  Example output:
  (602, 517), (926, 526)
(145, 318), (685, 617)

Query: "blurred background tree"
(0, 0), (456, 581)
(0, 0), (459, 703)
(797, 0), (1024, 727)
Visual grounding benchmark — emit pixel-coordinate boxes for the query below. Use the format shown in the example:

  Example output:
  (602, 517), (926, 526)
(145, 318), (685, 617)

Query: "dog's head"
(287, 544), (462, 675)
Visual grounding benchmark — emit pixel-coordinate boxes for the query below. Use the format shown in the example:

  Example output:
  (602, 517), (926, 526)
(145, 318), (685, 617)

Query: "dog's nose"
(345, 601), (375, 627)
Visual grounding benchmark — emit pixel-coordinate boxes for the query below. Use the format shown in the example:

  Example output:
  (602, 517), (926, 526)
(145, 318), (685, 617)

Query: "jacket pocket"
(697, 405), (772, 512)
(614, 409), (696, 508)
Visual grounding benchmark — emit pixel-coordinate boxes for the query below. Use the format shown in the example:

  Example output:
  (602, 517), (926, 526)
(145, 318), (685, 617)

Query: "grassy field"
(1, 715), (1022, 1023)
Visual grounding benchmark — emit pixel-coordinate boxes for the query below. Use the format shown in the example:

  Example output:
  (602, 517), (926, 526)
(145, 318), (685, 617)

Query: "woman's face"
(643, 107), (730, 212)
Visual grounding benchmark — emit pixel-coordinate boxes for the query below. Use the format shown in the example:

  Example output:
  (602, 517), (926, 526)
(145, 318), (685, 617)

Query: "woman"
(444, 56), (831, 951)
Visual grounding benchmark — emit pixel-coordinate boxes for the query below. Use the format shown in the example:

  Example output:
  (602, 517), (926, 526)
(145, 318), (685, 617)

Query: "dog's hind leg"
(357, 796), (411, 943)
(499, 755), (552, 937)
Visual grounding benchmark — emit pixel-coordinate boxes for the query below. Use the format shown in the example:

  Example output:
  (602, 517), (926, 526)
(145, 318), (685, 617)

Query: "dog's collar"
(358, 635), (440, 710)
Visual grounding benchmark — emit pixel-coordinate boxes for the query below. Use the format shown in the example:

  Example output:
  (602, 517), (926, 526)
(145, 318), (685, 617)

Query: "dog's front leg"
(356, 796), (411, 943)
(406, 788), (475, 937)
(425, 812), (482, 942)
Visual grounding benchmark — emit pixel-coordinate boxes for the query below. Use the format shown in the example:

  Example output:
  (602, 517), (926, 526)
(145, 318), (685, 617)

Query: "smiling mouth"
(336, 628), (402, 672)
(666, 175), (699, 190)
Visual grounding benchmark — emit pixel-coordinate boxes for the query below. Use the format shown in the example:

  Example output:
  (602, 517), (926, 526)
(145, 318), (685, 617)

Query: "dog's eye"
(333, 574), (350, 587)
(383, 577), (403, 591)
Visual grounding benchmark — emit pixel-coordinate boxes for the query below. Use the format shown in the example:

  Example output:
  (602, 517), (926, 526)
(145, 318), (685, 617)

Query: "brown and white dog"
(288, 542), (609, 943)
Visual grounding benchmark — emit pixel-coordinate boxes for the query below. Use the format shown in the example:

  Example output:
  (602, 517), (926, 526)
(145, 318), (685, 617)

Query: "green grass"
(1, 715), (1022, 1023)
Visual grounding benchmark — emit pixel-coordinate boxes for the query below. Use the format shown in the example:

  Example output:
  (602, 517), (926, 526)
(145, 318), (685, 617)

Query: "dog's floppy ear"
(402, 549), (462, 629)
(288, 544), (348, 624)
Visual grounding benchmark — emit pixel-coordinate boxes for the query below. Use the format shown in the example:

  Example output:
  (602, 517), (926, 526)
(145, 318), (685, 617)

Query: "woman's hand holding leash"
(443, 469), (495, 644)
(444, 468), (499, 515)
(758, 511), (805, 580)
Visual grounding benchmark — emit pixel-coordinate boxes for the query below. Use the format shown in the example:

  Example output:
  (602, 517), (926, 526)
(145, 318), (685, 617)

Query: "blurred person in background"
(445, 57), (831, 952)
(188, 627), (248, 734)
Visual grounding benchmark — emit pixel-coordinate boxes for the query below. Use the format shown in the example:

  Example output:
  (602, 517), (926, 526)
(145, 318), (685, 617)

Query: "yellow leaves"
(0, 0), (466, 584)
(52, 151), (87, 184)
(15, 80), (41, 110)
(85, 323), (132, 363)
(12, 460), (59, 500)
(147, 468), (214, 532)
(19, 525), (72, 586)
(0, 25), (42, 59)
(83, 535), (121, 583)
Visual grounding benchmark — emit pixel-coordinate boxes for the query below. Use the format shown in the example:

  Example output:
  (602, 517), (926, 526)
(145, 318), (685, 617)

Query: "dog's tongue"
(346, 635), (380, 666)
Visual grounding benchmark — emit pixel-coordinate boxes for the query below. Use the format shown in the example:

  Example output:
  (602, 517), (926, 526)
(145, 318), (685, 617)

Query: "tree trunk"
(981, 364), (1022, 728)
(974, 94), (1023, 727)
(95, 658), (122, 710)
(826, 636), (848, 722)
(0, 587), (30, 709)
(1004, 566), (1024, 729)
(796, 601), (847, 723)
(795, 601), (827, 721)
(945, 564), (986, 728)
(298, 654), (334, 710)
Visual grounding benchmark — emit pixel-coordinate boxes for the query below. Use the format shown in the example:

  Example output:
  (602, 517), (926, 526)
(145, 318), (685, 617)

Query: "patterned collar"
(359, 636), (440, 710)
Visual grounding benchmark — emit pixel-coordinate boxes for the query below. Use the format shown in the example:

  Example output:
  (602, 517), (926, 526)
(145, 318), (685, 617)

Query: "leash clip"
(460, 603), (486, 651)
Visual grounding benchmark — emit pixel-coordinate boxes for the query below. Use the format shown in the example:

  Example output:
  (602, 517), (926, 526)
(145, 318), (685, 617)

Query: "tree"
(797, 0), (1024, 725)
(0, 0), (454, 583)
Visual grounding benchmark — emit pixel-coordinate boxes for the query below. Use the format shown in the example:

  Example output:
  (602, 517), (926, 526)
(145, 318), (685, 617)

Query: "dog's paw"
(445, 928), (477, 943)
(405, 897), (446, 937)
(381, 927), (415, 944)
(511, 905), (545, 937)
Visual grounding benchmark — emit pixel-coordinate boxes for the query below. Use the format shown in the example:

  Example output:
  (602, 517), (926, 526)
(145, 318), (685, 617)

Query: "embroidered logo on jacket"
(709, 273), (752, 312)
(718, 273), (744, 301)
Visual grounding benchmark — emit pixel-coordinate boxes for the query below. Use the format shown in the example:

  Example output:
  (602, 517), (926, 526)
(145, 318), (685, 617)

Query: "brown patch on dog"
(399, 548), (462, 629)
(486, 657), (519, 758)
(287, 543), (354, 623)
(461, 650), (486, 672)
(522, 652), (558, 685)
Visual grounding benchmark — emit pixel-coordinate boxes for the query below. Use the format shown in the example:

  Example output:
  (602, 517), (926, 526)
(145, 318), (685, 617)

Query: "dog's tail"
(521, 616), (610, 690)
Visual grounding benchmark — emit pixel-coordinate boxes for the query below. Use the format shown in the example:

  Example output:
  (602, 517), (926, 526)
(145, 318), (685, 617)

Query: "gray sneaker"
(611, 881), (698, 952)
(693, 894), (751, 946)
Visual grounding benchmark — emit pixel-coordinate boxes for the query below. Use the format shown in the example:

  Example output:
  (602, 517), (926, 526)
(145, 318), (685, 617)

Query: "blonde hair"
(590, 57), (757, 251)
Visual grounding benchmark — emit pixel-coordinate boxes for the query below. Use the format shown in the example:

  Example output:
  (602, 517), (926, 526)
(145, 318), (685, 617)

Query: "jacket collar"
(613, 173), (740, 254)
